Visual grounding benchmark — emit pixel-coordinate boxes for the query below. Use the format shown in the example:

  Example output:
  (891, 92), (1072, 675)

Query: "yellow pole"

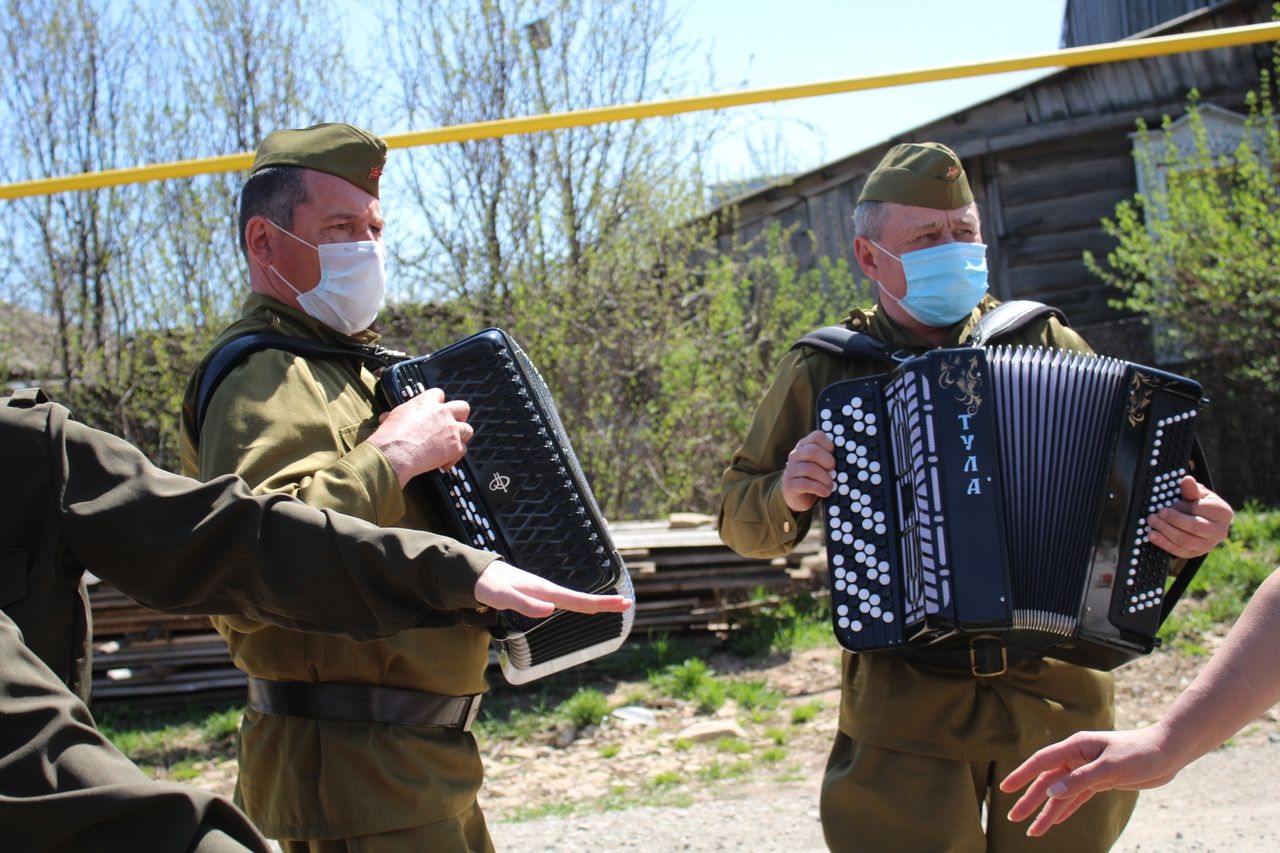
(2, 20), (1278, 200)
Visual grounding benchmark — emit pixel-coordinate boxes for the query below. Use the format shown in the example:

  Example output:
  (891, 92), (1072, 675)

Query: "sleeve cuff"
(340, 440), (406, 525)
(766, 476), (805, 547)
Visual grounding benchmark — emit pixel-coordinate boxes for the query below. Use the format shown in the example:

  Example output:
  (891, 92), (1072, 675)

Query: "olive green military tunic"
(720, 298), (1139, 851)
(180, 294), (493, 843)
(0, 395), (496, 852)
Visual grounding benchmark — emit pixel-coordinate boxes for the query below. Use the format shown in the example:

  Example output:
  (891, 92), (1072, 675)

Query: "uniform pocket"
(337, 417), (378, 454)
(0, 549), (29, 609)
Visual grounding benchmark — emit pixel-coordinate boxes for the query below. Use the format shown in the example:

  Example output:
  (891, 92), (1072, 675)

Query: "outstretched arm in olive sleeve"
(42, 405), (628, 640)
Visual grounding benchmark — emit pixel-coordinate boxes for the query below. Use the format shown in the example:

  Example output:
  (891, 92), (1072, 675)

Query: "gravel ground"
(491, 739), (1280, 851)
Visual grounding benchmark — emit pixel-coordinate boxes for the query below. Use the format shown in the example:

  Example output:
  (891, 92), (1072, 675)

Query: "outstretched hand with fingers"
(473, 561), (633, 619)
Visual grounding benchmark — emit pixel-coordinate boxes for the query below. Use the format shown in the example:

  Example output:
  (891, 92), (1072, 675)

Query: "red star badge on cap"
(369, 165), (383, 181)
(944, 165), (959, 180)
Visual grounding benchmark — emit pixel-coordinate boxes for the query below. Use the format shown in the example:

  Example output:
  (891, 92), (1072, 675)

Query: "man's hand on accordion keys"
(782, 430), (837, 513)
(1146, 476), (1233, 560)
(368, 387), (474, 487)
(473, 560), (634, 619)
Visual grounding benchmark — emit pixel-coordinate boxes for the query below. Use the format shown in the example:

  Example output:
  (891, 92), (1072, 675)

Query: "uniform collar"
(240, 292), (382, 347)
(863, 298), (991, 353)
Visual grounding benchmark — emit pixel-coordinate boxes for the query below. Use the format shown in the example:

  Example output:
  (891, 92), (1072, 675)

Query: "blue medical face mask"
(871, 239), (989, 327)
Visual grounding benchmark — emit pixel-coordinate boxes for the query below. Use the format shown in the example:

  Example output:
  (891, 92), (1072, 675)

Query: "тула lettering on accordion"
(377, 329), (635, 684)
(815, 345), (1212, 671)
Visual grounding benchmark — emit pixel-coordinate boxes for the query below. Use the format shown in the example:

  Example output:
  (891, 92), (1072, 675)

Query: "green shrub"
(649, 657), (728, 711)
(726, 679), (783, 711)
(557, 689), (611, 729)
(727, 591), (833, 656)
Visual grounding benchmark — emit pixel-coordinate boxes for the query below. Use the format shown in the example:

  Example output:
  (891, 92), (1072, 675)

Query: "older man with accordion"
(719, 141), (1233, 853)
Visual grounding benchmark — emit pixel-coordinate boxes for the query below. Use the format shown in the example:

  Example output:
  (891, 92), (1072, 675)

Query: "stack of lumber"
(87, 580), (245, 704)
(609, 518), (825, 634)
(87, 519), (827, 706)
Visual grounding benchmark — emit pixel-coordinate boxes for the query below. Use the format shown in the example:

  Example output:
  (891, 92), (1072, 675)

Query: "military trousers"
(277, 800), (493, 853)
(819, 731), (1138, 853)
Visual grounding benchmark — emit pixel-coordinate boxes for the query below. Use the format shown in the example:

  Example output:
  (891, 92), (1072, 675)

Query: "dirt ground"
(188, 637), (1280, 850)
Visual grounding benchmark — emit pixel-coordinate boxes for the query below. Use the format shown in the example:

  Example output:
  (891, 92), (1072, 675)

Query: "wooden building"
(709, 0), (1272, 360)
(707, 0), (1277, 503)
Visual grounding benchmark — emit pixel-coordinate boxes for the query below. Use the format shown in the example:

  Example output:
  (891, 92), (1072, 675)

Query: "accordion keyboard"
(1114, 407), (1198, 626)
(818, 379), (905, 649)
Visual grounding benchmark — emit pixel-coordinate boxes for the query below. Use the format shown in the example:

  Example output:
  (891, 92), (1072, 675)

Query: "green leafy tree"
(1085, 46), (1280, 505)
(1085, 84), (1280, 385)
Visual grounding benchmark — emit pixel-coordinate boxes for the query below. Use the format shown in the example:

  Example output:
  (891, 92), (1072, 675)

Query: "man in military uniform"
(0, 389), (629, 852)
(718, 142), (1234, 852)
(179, 122), (507, 851)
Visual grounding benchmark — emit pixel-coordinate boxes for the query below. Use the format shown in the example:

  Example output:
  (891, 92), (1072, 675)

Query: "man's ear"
(853, 236), (879, 281)
(244, 216), (275, 269)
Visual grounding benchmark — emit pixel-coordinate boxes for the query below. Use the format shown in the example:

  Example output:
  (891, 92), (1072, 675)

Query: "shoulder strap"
(1, 387), (49, 408)
(793, 301), (1069, 364)
(970, 300), (1069, 347)
(193, 333), (405, 441)
(790, 326), (900, 365)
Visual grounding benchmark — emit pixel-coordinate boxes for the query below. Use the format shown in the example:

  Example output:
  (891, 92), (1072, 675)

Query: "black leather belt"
(897, 635), (1036, 677)
(247, 677), (482, 731)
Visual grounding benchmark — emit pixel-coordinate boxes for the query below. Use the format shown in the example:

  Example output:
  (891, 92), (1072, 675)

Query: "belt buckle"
(462, 694), (483, 733)
(969, 636), (1007, 678)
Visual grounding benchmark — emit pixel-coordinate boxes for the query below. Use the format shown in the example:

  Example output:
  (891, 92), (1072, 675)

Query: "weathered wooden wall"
(1061, 0), (1234, 48)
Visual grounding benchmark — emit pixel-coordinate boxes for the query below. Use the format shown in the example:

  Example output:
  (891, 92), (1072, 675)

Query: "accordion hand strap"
(1158, 436), (1215, 626)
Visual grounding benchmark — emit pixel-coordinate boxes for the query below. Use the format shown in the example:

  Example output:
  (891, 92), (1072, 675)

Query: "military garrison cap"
(856, 142), (973, 209)
(251, 123), (387, 198)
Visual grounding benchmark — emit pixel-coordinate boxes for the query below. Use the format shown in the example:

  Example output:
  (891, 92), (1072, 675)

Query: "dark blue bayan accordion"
(377, 329), (634, 684)
(816, 346), (1209, 671)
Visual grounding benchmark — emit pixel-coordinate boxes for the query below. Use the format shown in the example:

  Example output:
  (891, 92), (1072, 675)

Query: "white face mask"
(267, 221), (386, 336)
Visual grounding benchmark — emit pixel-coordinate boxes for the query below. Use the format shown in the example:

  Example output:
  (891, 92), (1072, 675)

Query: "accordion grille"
(986, 346), (1127, 634)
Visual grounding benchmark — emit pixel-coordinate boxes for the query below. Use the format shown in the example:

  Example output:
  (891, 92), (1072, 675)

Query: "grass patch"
(714, 737), (751, 755)
(472, 700), (555, 744)
(649, 657), (727, 713)
(790, 699), (824, 725)
(672, 737), (693, 752)
(726, 591), (834, 656)
(557, 689), (611, 729)
(509, 801), (578, 822)
(1160, 505), (1279, 654)
(165, 758), (205, 782)
(698, 759), (753, 782)
(764, 726), (789, 745)
(95, 701), (241, 769)
(599, 744), (621, 759)
(761, 746), (788, 763)
(648, 770), (684, 789)
(726, 679), (783, 711)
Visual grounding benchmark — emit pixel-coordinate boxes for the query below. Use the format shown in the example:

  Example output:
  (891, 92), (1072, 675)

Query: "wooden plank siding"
(1061, 0), (1239, 49)
(707, 0), (1272, 343)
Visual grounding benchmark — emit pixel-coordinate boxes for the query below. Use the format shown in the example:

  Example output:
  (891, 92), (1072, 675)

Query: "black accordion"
(377, 329), (634, 684)
(816, 345), (1209, 671)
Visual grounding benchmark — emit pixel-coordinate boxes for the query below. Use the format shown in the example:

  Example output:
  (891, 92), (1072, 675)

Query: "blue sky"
(680, 0), (1068, 180)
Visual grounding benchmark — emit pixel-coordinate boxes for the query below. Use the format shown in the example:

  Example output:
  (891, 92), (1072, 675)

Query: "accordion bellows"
(816, 345), (1206, 670)
(378, 329), (634, 683)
